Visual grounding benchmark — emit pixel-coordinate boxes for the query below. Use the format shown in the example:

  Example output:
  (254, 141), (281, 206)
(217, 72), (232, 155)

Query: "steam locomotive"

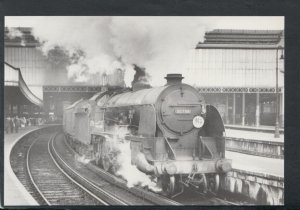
(63, 74), (232, 196)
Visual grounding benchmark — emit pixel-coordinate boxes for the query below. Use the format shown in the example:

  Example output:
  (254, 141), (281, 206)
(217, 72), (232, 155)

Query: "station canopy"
(5, 62), (43, 107)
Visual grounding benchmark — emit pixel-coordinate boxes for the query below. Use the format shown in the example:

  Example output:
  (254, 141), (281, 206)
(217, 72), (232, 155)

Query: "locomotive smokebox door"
(160, 86), (203, 134)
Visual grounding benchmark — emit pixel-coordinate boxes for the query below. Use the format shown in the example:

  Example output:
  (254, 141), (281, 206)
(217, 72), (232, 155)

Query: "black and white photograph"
(3, 16), (284, 206)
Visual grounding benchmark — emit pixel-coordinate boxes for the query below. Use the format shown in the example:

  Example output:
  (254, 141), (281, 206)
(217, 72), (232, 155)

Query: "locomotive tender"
(63, 74), (232, 195)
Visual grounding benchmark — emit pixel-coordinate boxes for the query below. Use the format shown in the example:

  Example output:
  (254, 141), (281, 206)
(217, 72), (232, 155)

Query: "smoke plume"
(5, 16), (284, 86)
(131, 64), (150, 86)
(14, 16), (211, 86)
(6, 27), (23, 38)
(6, 27), (26, 46)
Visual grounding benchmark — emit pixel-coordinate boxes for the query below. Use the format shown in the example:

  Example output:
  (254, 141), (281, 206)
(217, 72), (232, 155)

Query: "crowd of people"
(4, 116), (46, 134)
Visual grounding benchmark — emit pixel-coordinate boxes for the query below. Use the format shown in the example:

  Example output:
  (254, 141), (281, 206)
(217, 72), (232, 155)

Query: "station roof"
(196, 29), (284, 49)
(5, 62), (43, 107)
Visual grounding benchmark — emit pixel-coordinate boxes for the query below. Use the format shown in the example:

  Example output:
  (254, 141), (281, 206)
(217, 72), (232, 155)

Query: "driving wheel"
(207, 174), (220, 194)
(162, 175), (175, 196)
(101, 155), (111, 172)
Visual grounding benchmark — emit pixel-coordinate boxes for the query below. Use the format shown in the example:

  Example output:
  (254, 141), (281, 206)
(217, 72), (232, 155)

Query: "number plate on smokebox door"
(174, 109), (191, 114)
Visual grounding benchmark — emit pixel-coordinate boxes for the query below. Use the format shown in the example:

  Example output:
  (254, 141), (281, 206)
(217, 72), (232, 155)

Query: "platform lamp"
(274, 45), (284, 138)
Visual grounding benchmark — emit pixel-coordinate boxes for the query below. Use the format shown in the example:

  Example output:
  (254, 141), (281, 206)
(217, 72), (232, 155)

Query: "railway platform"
(222, 126), (284, 204)
(4, 126), (39, 206)
(225, 127), (284, 143)
(226, 151), (283, 177)
(225, 126), (284, 176)
(225, 124), (284, 134)
(224, 150), (283, 205)
(224, 126), (284, 159)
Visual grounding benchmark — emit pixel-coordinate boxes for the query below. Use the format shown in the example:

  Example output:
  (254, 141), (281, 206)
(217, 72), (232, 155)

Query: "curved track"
(11, 128), (132, 205)
(49, 133), (133, 205)
(26, 133), (107, 205)
(10, 127), (238, 205)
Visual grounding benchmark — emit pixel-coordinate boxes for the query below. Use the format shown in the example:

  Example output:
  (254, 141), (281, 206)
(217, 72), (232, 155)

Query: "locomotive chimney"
(165, 74), (184, 85)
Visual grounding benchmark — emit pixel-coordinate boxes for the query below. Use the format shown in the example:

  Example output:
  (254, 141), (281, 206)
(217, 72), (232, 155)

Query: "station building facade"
(189, 29), (284, 127)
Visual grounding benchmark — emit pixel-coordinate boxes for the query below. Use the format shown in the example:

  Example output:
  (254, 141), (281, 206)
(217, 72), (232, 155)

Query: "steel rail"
(193, 190), (239, 205)
(49, 133), (128, 205)
(26, 136), (51, 205)
(214, 197), (239, 205)
(26, 133), (111, 205)
(48, 134), (110, 205)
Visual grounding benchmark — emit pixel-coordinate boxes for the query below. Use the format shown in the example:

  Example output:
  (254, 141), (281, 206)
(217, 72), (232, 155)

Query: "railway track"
(10, 128), (238, 206)
(172, 188), (239, 205)
(11, 129), (131, 205)
(10, 131), (45, 203)
(50, 133), (138, 205)
(27, 133), (109, 205)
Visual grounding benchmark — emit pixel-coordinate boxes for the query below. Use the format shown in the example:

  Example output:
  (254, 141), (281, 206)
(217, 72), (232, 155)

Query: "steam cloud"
(114, 140), (159, 191)
(103, 126), (161, 192)
(24, 16), (210, 86)
(7, 27), (23, 38)
(5, 16), (284, 86)
(74, 125), (160, 192)
(6, 28), (26, 46)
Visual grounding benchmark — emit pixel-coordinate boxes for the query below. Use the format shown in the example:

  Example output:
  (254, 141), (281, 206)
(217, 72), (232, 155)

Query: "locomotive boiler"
(63, 74), (232, 196)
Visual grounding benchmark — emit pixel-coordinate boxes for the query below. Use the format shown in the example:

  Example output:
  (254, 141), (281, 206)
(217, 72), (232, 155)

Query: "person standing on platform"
(23, 117), (27, 127)
(249, 103), (256, 126)
(9, 116), (14, 133)
(5, 116), (10, 134)
(14, 116), (20, 133)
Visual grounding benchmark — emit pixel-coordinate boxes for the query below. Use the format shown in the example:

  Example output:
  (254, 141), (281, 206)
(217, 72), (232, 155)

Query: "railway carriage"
(63, 74), (232, 196)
